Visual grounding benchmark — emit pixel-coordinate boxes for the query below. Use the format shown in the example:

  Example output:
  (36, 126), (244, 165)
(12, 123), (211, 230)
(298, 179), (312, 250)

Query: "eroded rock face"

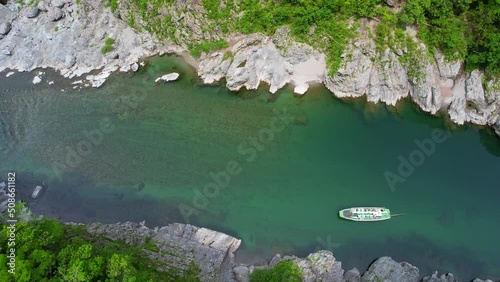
(226, 41), (289, 93)
(0, 0), (182, 84)
(324, 47), (373, 99)
(1, 0), (498, 137)
(325, 39), (410, 106)
(448, 70), (498, 126)
(361, 256), (420, 282)
(86, 222), (241, 282)
(198, 31), (325, 95)
(155, 72), (179, 82)
(322, 30), (498, 136)
(47, 7), (64, 21)
(52, 221), (497, 282)
(51, 0), (65, 8)
(434, 50), (461, 79)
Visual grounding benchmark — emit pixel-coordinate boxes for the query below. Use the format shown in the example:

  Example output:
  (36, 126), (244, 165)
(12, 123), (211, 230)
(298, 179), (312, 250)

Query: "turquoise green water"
(1, 56), (499, 280)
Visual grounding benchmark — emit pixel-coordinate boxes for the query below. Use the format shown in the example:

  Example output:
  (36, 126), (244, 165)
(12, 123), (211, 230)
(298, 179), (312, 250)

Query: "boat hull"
(339, 207), (391, 222)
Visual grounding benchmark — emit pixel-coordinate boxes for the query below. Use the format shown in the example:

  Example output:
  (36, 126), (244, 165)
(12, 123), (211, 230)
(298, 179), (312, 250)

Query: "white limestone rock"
(434, 50), (462, 79)
(294, 83), (309, 95)
(324, 48), (373, 99)
(448, 70), (497, 126)
(367, 49), (409, 105)
(32, 75), (42, 84)
(409, 59), (441, 114)
(155, 72), (179, 83)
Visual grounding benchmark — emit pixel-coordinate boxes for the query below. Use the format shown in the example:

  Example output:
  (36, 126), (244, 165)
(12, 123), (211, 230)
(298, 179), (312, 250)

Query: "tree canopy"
(0, 218), (200, 282)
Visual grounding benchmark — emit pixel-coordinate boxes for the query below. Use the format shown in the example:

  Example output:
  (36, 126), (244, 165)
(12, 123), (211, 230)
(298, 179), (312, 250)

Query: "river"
(1, 55), (499, 280)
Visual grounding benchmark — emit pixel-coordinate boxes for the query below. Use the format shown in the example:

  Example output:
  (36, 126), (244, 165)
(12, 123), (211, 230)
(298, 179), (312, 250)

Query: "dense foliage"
(0, 218), (200, 282)
(400, 0), (500, 76)
(112, 0), (500, 77)
(249, 260), (302, 282)
(188, 39), (229, 58)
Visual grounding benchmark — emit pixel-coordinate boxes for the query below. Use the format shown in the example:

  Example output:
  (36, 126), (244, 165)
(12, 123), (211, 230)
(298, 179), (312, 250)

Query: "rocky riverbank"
(75, 221), (497, 282)
(0, 0), (499, 137)
(0, 198), (496, 281)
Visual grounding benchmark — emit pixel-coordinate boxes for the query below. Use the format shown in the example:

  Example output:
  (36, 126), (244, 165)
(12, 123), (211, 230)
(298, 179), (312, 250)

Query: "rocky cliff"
(0, 0), (499, 136)
(82, 221), (241, 282)
(77, 221), (497, 282)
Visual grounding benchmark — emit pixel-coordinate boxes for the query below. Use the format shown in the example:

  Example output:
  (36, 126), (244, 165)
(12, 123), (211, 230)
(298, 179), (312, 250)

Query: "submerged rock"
(344, 268), (361, 282)
(51, 0), (65, 8)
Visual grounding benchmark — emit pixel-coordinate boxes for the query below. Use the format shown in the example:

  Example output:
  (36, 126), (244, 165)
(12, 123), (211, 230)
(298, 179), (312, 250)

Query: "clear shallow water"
(1, 56), (500, 280)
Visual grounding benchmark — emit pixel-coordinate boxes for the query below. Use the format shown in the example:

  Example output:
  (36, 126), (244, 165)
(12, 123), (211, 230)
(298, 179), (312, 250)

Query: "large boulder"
(86, 222), (241, 282)
(64, 55), (76, 68)
(48, 7), (64, 21)
(37, 1), (48, 11)
(0, 22), (11, 35)
(51, 0), (64, 8)
(24, 6), (39, 18)
(324, 47), (373, 99)
(368, 48), (410, 105)
(361, 257), (420, 282)
(154, 72), (179, 82)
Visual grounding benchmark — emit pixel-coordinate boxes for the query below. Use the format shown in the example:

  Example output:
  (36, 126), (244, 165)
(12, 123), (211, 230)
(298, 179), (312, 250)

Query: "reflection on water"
(1, 55), (500, 280)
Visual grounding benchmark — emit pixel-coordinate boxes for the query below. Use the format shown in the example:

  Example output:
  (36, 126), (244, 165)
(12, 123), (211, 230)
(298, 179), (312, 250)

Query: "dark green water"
(1, 56), (499, 280)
